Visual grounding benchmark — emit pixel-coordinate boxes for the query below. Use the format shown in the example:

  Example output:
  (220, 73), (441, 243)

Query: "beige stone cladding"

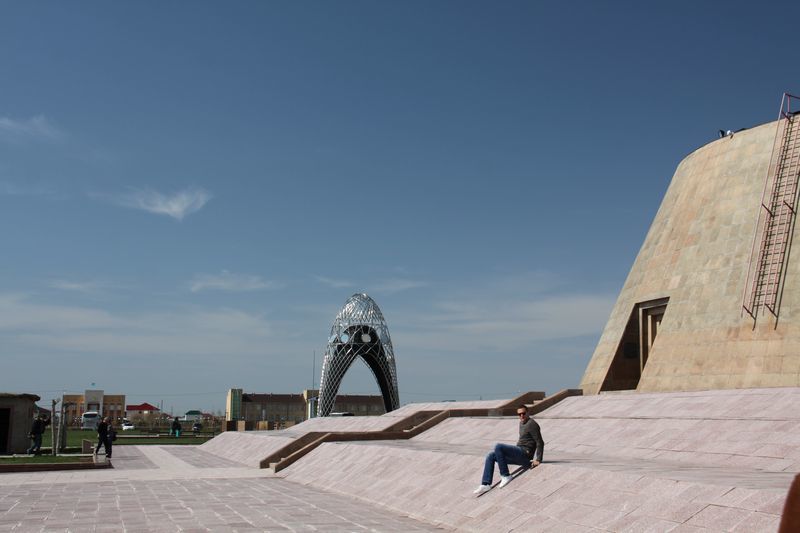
(581, 119), (800, 394)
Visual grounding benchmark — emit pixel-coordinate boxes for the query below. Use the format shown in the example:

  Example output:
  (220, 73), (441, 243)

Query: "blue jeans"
(482, 443), (530, 485)
(95, 436), (112, 457)
(27, 434), (42, 454)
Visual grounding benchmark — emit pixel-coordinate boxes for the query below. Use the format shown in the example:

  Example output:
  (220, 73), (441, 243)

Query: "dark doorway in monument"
(600, 297), (669, 392)
(0, 408), (9, 454)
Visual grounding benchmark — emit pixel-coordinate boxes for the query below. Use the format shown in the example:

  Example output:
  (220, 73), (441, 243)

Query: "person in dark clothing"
(474, 404), (544, 494)
(94, 417), (113, 459)
(171, 417), (182, 438)
(27, 415), (50, 455)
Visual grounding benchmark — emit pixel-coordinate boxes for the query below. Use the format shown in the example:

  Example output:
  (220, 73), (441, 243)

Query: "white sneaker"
(473, 484), (491, 495)
(498, 475), (513, 488)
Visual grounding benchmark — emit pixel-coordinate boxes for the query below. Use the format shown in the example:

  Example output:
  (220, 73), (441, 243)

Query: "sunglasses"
(517, 412), (527, 417)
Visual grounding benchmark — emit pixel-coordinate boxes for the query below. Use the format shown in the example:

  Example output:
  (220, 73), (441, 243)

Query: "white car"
(121, 422), (135, 431)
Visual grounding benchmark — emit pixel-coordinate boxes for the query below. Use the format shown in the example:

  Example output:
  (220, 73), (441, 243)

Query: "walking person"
(474, 404), (544, 494)
(94, 417), (113, 459)
(171, 417), (182, 438)
(27, 414), (50, 455)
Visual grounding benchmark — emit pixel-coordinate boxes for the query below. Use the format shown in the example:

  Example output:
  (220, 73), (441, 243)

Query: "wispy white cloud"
(392, 292), (614, 353)
(314, 275), (355, 289)
(370, 278), (428, 294)
(0, 293), (272, 357)
(0, 115), (62, 142)
(102, 187), (212, 220)
(314, 275), (426, 294)
(484, 270), (564, 295)
(0, 293), (120, 332)
(189, 271), (281, 293)
(48, 279), (109, 293)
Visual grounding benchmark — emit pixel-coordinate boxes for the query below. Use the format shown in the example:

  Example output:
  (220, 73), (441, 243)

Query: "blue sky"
(2, 1), (799, 415)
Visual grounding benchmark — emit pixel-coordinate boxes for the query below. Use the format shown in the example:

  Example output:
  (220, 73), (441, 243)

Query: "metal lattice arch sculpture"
(317, 293), (399, 417)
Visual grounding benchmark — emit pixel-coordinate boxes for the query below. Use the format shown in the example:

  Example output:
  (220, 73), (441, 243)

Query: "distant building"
(0, 393), (40, 454)
(183, 410), (202, 422)
(62, 389), (126, 426)
(225, 388), (384, 424)
(225, 389), (242, 421)
(126, 402), (160, 415)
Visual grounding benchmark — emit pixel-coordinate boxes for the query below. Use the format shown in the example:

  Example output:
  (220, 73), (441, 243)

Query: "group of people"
(93, 416), (184, 459)
(27, 413), (116, 458)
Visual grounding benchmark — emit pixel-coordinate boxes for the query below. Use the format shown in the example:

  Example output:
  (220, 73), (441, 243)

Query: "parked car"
(121, 422), (135, 431)
(81, 411), (100, 430)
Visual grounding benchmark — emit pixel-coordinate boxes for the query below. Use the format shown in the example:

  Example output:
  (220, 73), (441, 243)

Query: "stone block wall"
(581, 120), (800, 394)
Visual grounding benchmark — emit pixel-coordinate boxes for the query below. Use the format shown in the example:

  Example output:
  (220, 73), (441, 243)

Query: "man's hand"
(532, 460), (541, 467)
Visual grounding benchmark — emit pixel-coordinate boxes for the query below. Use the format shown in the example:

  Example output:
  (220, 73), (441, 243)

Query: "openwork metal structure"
(317, 293), (399, 417)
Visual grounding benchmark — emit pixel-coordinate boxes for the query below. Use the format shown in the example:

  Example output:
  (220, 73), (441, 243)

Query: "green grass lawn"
(60, 429), (216, 447)
(113, 436), (213, 445)
(22, 429), (92, 448)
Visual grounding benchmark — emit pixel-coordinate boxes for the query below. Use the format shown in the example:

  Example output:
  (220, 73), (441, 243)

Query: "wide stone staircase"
(276, 387), (798, 532)
(201, 390), (574, 471)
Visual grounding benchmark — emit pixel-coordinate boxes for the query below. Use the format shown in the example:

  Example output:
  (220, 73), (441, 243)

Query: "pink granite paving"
(417, 387), (800, 472)
(201, 397), (512, 467)
(281, 440), (787, 531)
(538, 387), (800, 472)
(540, 387), (800, 421)
(387, 399), (511, 416)
(0, 477), (440, 532)
(198, 415), (401, 468)
(278, 388), (798, 531)
(12, 389), (790, 531)
(102, 445), (158, 470)
(0, 446), (442, 532)
(199, 431), (297, 468)
(161, 445), (247, 468)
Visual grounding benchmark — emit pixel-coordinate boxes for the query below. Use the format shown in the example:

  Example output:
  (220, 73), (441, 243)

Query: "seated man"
(474, 404), (543, 494)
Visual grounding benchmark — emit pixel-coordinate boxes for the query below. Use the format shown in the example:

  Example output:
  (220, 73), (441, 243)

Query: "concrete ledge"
(268, 390), (577, 472)
(0, 459), (112, 474)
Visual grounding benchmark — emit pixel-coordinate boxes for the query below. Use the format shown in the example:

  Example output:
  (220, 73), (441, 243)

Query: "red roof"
(126, 402), (160, 412)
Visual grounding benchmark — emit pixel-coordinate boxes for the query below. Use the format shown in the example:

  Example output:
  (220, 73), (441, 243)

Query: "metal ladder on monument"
(743, 93), (800, 321)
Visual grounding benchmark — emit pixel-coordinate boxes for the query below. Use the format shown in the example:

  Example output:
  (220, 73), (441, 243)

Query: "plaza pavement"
(3, 388), (797, 531)
(0, 445), (441, 532)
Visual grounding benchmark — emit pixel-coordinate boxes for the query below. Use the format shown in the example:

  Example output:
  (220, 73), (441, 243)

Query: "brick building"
(62, 389), (126, 426)
(226, 388), (385, 424)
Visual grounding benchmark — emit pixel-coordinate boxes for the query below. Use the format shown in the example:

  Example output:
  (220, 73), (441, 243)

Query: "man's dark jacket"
(517, 418), (544, 462)
(29, 418), (49, 436)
